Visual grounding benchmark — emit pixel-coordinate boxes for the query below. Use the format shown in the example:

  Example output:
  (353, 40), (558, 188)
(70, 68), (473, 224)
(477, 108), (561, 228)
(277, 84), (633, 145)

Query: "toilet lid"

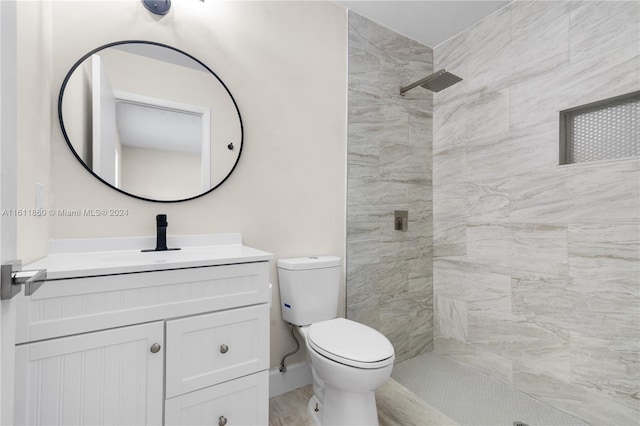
(307, 318), (394, 369)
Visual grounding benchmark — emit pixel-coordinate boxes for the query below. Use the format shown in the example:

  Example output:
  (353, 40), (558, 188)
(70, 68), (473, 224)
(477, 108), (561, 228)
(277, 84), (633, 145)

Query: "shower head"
(400, 69), (462, 95)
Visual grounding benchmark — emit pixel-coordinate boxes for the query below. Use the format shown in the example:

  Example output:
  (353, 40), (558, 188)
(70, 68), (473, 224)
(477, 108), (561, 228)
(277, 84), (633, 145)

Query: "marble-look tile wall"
(433, 1), (640, 424)
(346, 12), (434, 362)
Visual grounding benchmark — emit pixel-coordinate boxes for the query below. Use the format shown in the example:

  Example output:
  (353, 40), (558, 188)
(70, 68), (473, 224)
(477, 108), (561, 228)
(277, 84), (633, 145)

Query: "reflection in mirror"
(60, 41), (242, 202)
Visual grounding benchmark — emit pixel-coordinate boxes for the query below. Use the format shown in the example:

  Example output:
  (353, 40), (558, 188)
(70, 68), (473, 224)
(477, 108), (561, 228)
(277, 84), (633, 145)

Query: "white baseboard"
(269, 361), (312, 398)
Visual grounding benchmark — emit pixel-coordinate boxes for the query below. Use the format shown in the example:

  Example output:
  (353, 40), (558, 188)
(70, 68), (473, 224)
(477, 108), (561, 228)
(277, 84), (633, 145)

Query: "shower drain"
(514, 422), (530, 426)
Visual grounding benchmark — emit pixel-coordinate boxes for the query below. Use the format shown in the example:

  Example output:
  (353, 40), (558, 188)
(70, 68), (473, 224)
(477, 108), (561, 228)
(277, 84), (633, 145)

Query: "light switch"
(35, 183), (45, 210)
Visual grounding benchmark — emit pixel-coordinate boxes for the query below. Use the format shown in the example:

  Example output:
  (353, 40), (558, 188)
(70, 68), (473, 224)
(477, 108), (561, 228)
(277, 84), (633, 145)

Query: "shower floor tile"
(392, 352), (587, 426)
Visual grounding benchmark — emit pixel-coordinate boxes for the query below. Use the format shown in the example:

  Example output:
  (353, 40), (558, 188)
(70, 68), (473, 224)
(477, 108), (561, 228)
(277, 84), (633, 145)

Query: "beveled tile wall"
(433, 1), (640, 424)
(346, 12), (434, 362)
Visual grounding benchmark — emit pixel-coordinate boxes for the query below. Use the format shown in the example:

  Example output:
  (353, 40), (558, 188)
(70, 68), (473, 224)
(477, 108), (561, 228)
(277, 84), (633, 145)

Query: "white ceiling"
(336, 1), (511, 48)
(116, 102), (203, 154)
(114, 44), (208, 73)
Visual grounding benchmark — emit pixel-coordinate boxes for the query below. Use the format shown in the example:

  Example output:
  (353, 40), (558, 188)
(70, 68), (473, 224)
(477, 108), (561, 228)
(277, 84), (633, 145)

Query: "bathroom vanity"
(14, 234), (272, 426)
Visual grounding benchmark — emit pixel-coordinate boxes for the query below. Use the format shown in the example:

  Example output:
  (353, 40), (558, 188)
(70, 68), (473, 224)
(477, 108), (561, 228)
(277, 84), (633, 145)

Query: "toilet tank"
(277, 256), (341, 326)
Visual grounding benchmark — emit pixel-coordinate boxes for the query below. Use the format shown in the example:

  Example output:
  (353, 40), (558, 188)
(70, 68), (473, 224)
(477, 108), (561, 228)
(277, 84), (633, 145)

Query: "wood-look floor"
(269, 378), (457, 426)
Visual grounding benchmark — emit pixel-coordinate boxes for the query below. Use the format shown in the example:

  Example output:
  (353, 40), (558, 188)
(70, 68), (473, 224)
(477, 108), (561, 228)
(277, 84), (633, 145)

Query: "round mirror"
(58, 41), (243, 202)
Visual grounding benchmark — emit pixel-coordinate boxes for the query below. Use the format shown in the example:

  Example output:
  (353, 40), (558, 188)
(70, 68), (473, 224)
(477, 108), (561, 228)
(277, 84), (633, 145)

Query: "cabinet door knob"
(150, 343), (161, 353)
(218, 415), (228, 426)
(219, 344), (229, 354)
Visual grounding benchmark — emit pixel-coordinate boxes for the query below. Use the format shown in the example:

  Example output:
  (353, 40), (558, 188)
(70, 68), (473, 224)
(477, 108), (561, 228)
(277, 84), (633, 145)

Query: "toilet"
(277, 256), (395, 426)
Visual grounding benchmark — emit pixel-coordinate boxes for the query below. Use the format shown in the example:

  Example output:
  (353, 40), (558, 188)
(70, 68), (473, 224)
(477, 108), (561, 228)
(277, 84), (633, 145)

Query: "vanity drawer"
(165, 370), (268, 426)
(165, 304), (269, 398)
(16, 262), (270, 344)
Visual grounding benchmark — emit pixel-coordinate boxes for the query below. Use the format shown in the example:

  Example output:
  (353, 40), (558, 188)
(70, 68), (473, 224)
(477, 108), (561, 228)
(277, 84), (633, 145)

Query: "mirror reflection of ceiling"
(115, 102), (202, 154)
(337, 1), (510, 47)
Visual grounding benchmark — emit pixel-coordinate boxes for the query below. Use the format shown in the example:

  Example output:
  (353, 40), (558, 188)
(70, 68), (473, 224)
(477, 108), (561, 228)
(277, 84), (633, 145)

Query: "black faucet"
(156, 214), (168, 250)
(141, 214), (181, 252)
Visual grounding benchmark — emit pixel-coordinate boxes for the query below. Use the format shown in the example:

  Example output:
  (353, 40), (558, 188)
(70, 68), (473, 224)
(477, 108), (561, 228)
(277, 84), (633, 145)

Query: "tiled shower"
(346, 12), (434, 363)
(346, 2), (640, 425)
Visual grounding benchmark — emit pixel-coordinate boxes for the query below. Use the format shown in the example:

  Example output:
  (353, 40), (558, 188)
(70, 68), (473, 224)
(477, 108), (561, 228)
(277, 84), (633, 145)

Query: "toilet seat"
(307, 318), (394, 369)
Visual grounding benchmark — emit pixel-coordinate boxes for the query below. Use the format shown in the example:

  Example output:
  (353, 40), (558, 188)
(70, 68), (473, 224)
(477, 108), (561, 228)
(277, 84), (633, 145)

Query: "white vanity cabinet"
(15, 322), (165, 426)
(165, 305), (269, 398)
(164, 305), (270, 426)
(15, 236), (272, 426)
(165, 371), (268, 426)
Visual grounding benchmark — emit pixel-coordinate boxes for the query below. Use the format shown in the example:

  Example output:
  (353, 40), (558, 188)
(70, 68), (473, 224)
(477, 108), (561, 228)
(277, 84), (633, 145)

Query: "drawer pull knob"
(218, 415), (228, 426)
(150, 343), (161, 353)
(220, 344), (229, 354)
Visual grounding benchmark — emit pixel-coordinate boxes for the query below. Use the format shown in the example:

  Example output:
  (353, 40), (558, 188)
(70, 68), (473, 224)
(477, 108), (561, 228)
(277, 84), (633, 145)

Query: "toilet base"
(307, 395), (322, 426)
(306, 388), (379, 426)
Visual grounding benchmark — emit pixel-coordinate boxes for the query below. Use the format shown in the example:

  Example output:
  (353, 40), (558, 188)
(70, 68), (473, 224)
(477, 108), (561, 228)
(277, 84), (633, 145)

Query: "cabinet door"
(165, 370), (268, 426)
(165, 305), (269, 397)
(14, 322), (164, 426)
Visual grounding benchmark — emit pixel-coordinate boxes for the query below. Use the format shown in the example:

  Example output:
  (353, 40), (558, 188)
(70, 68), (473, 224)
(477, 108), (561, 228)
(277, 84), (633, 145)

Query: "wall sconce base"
(142, 0), (171, 16)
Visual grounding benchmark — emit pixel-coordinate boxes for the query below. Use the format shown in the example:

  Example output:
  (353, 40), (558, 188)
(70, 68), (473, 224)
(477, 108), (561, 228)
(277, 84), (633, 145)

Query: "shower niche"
(559, 91), (640, 165)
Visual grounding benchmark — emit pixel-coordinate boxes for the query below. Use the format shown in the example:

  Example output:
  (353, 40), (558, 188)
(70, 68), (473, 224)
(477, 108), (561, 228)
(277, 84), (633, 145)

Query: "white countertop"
(26, 234), (273, 280)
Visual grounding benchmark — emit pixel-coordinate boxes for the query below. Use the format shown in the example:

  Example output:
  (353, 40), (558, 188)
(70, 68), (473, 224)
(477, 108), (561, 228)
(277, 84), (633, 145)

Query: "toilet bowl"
(298, 319), (394, 426)
(277, 256), (395, 426)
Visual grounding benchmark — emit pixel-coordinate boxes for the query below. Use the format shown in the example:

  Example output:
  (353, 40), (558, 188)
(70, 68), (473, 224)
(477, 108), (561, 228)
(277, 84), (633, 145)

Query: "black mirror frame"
(58, 40), (244, 203)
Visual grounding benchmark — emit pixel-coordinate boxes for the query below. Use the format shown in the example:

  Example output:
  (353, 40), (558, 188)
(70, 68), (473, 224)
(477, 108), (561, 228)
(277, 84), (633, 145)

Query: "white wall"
(20, 0), (347, 369)
(120, 145), (201, 199)
(16, 1), (52, 263)
(61, 60), (92, 165)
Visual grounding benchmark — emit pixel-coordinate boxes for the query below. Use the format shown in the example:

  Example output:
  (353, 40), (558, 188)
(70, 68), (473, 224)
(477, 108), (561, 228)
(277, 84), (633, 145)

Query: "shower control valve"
(394, 210), (408, 231)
